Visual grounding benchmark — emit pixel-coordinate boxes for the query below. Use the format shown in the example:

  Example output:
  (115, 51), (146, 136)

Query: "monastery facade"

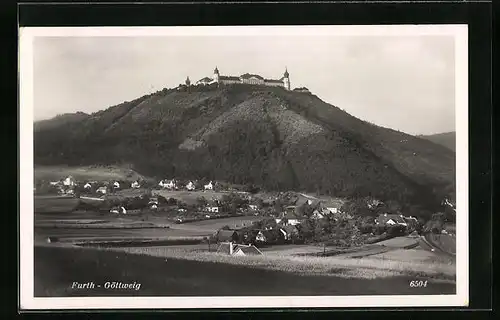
(193, 67), (291, 90)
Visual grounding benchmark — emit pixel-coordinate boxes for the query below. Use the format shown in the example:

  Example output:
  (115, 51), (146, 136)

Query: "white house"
(96, 186), (107, 194)
(327, 207), (338, 214)
(84, 183), (92, 190)
(204, 181), (214, 190)
(206, 206), (219, 213)
(113, 181), (120, 189)
(232, 244), (263, 256)
(159, 179), (176, 190)
(110, 206), (127, 214)
(311, 210), (325, 220)
(186, 181), (195, 191)
(249, 204), (258, 211)
(131, 181), (140, 189)
(63, 176), (75, 187)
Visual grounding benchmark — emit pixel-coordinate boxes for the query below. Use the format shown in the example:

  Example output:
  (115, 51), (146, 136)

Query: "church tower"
(283, 68), (290, 90)
(213, 66), (220, 83)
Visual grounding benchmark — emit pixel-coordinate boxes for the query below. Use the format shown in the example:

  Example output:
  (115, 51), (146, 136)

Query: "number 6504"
(409, 280), (428, 288)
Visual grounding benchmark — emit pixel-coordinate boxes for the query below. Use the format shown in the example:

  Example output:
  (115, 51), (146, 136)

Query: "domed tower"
(213, 66), (220, 83)
(283, 68), (290, 90)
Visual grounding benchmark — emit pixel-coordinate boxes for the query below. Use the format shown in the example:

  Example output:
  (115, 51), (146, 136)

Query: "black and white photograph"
(20, 25), (468, 309)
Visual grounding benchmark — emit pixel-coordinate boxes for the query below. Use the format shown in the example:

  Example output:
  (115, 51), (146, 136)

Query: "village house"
(276, 209), (305, 226)
(159, 179), (176, 190)
(49, 181), (61, 186)
(255, 229), (283, 244)
(248, 204), (258, 211)
(83, 182), (92, 190)
(96, 186), (107, 194)
(216, 242), (263, 256)
(148, 197), (159, 209)
(375, 213), (408, 227)
(280, 225), (300, 242)
(194, 67), (291, 90)
(63, 175), (76, 187)
(204, 181), (214, 190)
(206, 206), (219, 213)
(110, 206), (127, 214)
(186, 181), (195, 191)
(131, 181), (141, 189)
(113, 181), (120, 189)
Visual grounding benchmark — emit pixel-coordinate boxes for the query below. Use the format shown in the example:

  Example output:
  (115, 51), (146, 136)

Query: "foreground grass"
(109, 246), (455, 282)
(34, 245), (455, 297)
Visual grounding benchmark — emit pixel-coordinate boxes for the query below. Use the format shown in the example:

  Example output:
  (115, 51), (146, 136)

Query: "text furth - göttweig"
(71, 281), (141, 291)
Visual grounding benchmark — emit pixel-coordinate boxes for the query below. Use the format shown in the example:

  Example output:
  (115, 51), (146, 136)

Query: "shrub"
(386, 224), (406, 236)
(359, 224), (374, 234)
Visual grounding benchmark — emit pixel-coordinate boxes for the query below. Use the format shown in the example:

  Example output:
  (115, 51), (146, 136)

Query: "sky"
(32, 30), (456, 135)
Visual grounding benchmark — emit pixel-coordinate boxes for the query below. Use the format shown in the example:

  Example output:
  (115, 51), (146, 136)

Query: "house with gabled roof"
(217, 242), (263, 256)
(376, 213), (408, 227)
(185, 181), (195, 191)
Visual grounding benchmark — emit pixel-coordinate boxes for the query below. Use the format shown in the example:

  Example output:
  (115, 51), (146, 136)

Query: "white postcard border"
(19, 25), (468, 310)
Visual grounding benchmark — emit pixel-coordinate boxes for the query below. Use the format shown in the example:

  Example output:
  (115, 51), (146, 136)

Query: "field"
(426, 233), (456, 255)
(152, 190), (234, 205)
(34, 165), (147, 182)
(34, 245), (455, 297)
(34, 196), (81, 213)
(180, 216), (263, 231)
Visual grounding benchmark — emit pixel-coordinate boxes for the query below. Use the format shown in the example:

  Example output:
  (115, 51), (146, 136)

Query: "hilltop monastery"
(188, 67), (292, 90)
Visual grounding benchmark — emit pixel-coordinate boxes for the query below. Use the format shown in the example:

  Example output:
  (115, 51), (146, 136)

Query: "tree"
(157, 195), (167, 205)
(296, 203), (313, 217)
(196, 196), (208, 207)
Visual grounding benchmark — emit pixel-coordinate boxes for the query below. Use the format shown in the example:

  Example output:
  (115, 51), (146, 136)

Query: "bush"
(374, 224), (386, 235)
(167, 197), (178, 205)
(387, 224), (406, 236)
(359, 224), (374, 234)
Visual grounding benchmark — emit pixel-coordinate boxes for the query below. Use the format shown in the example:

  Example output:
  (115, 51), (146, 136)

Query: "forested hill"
(419, 131), (456, 152)
(34, 112), (90, 132)
(34, 83), (455, 209)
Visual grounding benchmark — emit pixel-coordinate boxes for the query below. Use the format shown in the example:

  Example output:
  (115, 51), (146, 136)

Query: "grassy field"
(35, 227), (210, 240)
(369, 249), (456, 265)
(377, 237), (419, 249)
(112, 246), (456, 281)
(181, 216), (263, 231)
(426, 233), (456, 255)
(34, 165), (147, 182)
(34, 245), (455, 297)
(34, 196), (80, 213)
(152, 190), (234, 205)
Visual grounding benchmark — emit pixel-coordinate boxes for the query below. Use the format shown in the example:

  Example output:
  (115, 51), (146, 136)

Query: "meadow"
(34, 196), (80, 213)
(34, 165), (147, 182)
(34, 245), (455, 297)
(111, 246), (456, 282)
(152, 189), (233, 205)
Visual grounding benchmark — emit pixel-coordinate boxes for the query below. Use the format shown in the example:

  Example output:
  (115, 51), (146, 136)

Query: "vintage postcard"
(19, 25), (468, 309)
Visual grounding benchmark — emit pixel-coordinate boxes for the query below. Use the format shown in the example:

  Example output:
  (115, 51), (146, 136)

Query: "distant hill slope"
(34, 84), (455, 210)
(419, 132), (456, 151)
(34, 112), (90, 132)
